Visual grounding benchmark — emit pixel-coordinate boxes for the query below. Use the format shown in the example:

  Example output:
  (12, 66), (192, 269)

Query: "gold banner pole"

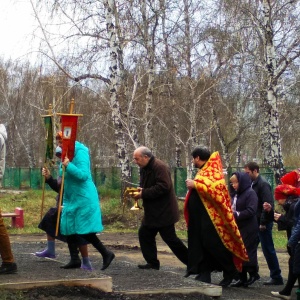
(55, 166), (65, 236)
(55, 99), (82, 236)
(40, 104), (53, 221)
(40, 175), (46, 221)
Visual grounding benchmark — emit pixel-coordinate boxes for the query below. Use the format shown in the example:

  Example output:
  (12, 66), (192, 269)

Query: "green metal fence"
(2, 167), (141, 191)
(2, 166), (276, 197)
(226, 167), (276, 192)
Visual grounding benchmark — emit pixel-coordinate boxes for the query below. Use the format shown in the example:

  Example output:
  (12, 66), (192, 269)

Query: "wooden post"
(40, 104), (53, 221)
(55, 99), (83, 236)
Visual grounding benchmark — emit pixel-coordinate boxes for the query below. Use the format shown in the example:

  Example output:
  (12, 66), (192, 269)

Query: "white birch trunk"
(160, 0), (181, 167)
(141, 0), (155, 151)
(105, 0), (130, 183)
(114, 2), (140, 149)
(261, 0), (284, 181)
(145, 52), (154, 150)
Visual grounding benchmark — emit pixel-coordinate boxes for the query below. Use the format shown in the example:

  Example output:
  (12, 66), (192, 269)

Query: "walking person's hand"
(259, 225), (266, 231)
(133, 187), (142, 199)
(42, 167), (51, 179)
(185, 179), (195, 190)
(274, 212), (281, 221)
(263, 202), (272, 212)
(62, 156), (70, 168)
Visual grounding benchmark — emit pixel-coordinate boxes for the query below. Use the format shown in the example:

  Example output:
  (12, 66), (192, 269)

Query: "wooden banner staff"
(55, 164), (65, 237)
(40, 104), (53, 221)
(55, 99), (83, 237)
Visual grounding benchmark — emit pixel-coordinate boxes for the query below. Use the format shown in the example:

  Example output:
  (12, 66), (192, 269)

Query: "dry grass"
(0, 189), (57, 234)
(0, 189), (186, 235)
(0, 189), (287, 249)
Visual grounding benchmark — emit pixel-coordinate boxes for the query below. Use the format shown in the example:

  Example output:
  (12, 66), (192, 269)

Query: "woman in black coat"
(229, 171), (259, 287)
(264, 183), (300, 299)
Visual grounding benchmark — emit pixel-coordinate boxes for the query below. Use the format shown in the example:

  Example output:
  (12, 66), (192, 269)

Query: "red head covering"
(280, 169), (300, 188)
(274, 184), (300, 200)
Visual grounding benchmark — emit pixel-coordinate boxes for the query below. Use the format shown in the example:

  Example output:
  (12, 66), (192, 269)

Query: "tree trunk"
(105, 0), (131, 187)
(261, 0), (285, 182)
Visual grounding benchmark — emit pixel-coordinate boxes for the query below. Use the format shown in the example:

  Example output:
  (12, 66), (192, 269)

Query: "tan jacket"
(0, 124), (7, 181)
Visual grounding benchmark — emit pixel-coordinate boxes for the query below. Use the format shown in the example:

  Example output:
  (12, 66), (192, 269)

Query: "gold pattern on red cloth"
(184, 151), (248, 271)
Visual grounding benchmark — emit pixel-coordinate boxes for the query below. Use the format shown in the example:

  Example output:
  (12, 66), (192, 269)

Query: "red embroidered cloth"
(184, 151), (248, 271)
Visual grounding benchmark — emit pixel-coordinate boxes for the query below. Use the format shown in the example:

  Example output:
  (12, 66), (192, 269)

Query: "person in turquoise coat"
(60, 141), (115, 271)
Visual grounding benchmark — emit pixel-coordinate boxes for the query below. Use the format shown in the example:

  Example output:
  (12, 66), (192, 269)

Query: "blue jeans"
(258, 222), (282, 280)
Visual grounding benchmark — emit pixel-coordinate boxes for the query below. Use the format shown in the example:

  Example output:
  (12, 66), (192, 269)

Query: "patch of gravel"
(2, 242), (211, 290)
(0, 234), (295, 300)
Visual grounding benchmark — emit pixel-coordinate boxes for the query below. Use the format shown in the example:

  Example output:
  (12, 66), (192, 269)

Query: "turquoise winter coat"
(59, 141), (103, 235)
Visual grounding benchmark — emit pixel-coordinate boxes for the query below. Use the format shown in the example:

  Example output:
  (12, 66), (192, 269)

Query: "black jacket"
(140, 156), (180, 227)
(230, 172), (258, 229)
(276, 196), (299, 239)
(230, 172), (258, 267)
(251, 175), (274, 225)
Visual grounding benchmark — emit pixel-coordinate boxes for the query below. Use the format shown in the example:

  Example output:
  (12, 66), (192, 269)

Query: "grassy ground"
(0, 189), (287, 249)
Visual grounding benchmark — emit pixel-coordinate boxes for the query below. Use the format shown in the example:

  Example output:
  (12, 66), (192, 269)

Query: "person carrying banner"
(59, 140), (115, 271)
(35, 134), (93, 270)
(56, 100), (114, 271)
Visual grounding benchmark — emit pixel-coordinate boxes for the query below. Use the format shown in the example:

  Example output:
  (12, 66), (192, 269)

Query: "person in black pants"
(60, 140), (115, 272)
(184, 148), (248, 287)
(132, 146), (188, 271)
(244, 162), (283, 286)
(36, 140), (92, 270)
(264, 178), (300, 299)
(229, 172), (259, 288)
(288, 194), (300, 300)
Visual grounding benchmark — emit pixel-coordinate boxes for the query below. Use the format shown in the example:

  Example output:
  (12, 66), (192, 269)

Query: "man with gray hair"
(0, 124), (7, 188)
(132, 146), (188, 271)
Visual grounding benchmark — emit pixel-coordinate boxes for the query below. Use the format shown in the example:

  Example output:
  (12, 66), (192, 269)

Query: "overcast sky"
(0, 1), (37, 60)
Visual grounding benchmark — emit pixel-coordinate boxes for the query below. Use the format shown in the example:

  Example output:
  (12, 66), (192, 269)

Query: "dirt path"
(9, 231), (290, 277)
(0, 232), (295, 300)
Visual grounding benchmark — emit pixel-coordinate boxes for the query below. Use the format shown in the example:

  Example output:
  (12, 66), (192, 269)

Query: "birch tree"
(230, 0), (300, 180)
(14, 0), (299, 175)
(33, 0), (133, 185)
(104, 0), (131, 183)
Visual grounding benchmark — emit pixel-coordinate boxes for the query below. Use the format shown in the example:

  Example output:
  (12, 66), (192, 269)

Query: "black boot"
(94, 240), (115, 270)
(247, 272), (260, 286)
(195, 271), (211, 283)
(231, 270), (248, 288)
(246, 266), (260, 286)
(60, 243), (81, 269)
